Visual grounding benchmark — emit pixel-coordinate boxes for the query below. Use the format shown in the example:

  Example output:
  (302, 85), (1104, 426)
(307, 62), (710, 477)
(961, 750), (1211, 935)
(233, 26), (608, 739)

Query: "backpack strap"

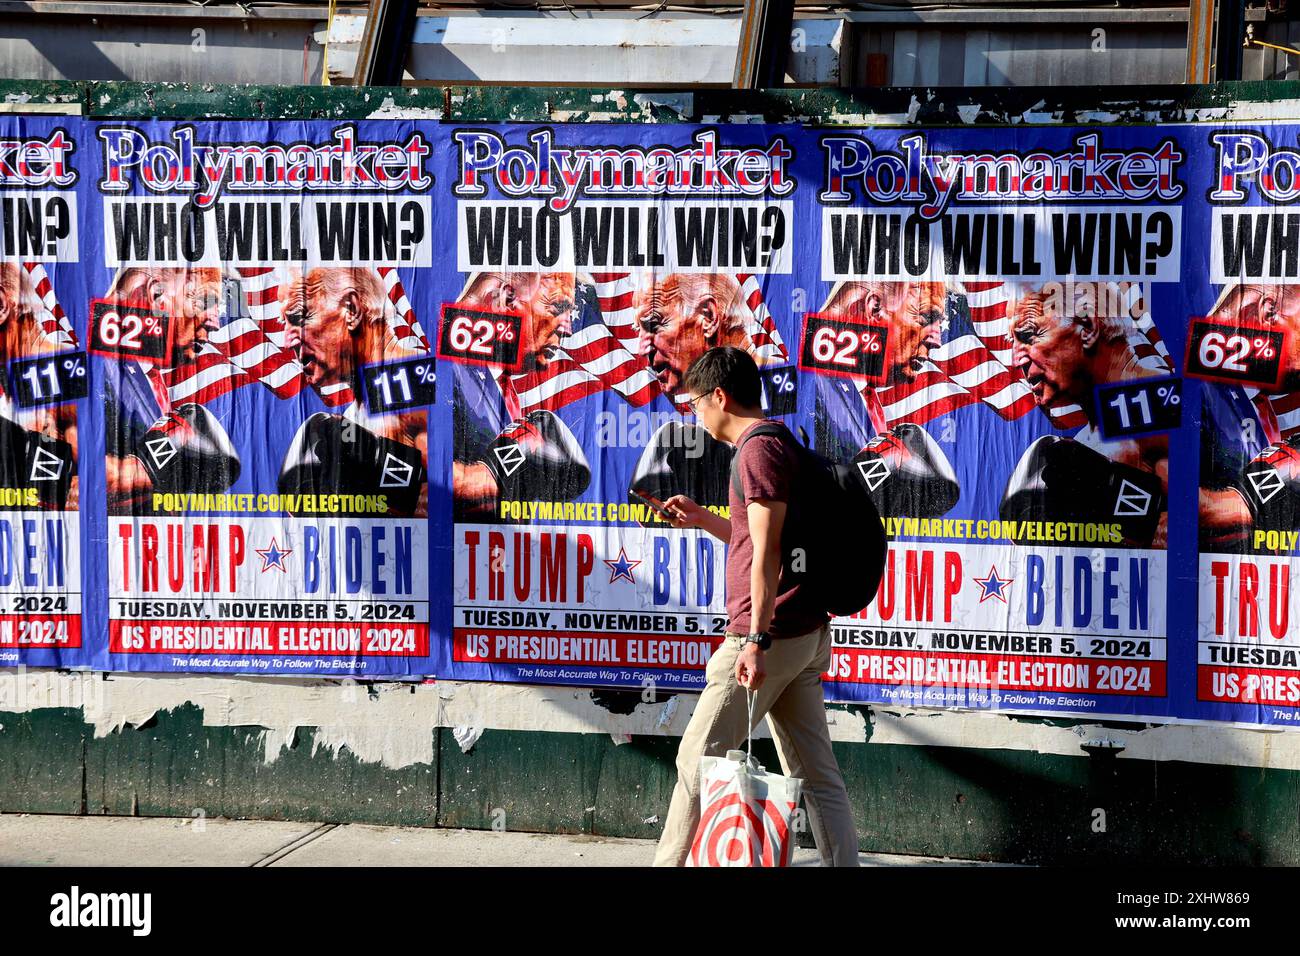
(729, 422), (792, 500)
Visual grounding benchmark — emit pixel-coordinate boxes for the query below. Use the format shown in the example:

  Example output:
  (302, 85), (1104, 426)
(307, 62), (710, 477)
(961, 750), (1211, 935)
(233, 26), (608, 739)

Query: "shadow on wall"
(845, 716), (1291, 866)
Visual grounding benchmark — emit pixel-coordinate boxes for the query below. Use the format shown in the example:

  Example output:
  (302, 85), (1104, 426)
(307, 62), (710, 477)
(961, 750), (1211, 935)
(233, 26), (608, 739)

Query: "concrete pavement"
(0, 813), (997, 867)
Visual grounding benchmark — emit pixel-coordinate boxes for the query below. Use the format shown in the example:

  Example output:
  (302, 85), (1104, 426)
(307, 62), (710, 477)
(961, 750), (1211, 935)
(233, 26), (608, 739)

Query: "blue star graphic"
(255, 538), (292, 574)
(603, 547), (641, 585)
(973, 566), (1013, 604)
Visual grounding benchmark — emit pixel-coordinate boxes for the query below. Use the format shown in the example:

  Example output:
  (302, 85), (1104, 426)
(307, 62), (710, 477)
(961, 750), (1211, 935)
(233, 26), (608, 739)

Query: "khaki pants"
(653, 624), (860, 867)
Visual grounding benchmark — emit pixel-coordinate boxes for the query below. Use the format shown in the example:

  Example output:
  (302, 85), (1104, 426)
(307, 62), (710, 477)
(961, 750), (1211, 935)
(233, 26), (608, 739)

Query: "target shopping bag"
(689, 749), (803, 867)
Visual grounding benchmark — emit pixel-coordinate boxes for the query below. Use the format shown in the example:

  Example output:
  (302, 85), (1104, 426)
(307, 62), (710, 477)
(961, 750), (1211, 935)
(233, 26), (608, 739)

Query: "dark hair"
(683, 346), (761, 408)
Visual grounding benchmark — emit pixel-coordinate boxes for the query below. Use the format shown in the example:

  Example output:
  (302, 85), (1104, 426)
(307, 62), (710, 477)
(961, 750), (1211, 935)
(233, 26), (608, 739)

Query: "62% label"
(438, 305), (523, 371)
(798, 313), (890, 381)
(1185, 318), (1286, 388)
(88, 299), (171, 364)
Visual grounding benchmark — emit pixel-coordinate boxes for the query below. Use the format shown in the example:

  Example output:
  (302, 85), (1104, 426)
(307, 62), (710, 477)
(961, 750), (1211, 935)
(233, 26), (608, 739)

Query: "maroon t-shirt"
(726, 420), (830, 640)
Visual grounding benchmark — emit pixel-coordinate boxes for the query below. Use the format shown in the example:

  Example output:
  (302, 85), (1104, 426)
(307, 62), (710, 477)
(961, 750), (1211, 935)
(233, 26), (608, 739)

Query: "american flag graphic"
(1266, 392), (1300, 439)
(726, 273), (789, 366)
(161, 267), (430, 409)
(378, 266), (431, 353)
(502, 272), (788, 416)
(21, 262), (78, 350)
(859, 280), (1174, 431)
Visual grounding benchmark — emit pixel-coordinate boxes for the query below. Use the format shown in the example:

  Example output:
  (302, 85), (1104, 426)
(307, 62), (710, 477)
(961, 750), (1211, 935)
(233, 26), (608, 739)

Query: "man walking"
(652, 346), (860, 867)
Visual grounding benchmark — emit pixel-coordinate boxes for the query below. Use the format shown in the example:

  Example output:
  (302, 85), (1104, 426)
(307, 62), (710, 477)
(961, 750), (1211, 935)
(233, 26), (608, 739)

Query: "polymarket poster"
(431, 125), (803, 691)
(1191, 127), (1300, 727)
(0, 116), (86, 670)
(810, 128), (1179, 720)
(79, 120), (445, 677)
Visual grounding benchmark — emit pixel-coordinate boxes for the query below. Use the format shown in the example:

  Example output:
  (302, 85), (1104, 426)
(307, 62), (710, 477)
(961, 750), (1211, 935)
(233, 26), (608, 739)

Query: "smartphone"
(635, 489), (677, 522)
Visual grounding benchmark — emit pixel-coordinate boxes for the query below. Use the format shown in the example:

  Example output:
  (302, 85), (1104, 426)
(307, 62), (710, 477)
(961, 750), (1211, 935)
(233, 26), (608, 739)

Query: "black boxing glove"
(1000, 435), (1164, 544)
(629, 421), (734, 512)
(481, 410), (590, 501)
(280, 413), (425, 515)
(0, 415), (75, 508)
(852, 423), (959, 518)
(135, 403), (241, 495)
(1239, 435), (1300, 530)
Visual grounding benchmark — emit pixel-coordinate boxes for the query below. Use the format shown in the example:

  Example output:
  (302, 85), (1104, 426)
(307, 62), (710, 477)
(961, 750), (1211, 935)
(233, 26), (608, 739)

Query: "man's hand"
(663, 494), (706, 528)
(664, 494), (732, 542)
(735, 643), (766, 690)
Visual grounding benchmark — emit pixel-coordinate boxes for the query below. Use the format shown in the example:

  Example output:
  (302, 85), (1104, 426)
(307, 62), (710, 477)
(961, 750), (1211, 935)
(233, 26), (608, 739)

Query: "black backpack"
(729, 422), (888, 617)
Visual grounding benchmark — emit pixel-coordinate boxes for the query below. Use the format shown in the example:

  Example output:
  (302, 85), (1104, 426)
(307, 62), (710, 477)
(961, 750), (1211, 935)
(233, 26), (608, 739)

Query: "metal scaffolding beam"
(733, 0), (797, 89)
(353, 0), (419, 86)
(1188, 0), (1215, 82)
(1214, 0), (1248, 81)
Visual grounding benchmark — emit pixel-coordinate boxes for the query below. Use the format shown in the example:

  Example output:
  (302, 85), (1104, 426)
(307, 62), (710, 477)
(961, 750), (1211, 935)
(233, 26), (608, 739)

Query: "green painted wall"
(4, 704), (1300, 864)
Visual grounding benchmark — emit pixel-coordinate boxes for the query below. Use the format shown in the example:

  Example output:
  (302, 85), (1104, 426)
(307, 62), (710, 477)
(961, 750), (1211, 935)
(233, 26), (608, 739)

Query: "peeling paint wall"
(4, 669), (1300, 775)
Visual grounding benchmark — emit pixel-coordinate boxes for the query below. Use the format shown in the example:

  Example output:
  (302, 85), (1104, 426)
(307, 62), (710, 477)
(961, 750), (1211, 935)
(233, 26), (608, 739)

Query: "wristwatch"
(739, 632), (772, 651)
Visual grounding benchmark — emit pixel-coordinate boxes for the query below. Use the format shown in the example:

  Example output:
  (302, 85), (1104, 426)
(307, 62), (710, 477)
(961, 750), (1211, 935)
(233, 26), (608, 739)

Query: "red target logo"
(689, 779), (797, 868)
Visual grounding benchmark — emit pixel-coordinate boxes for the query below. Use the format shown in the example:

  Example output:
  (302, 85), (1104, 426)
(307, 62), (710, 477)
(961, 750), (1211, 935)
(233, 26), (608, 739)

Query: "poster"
(0, 116), (86, 669)
(808, 128), (1181, 719)
(431, 125), (804, 690)
(80, 120), (445, 677)
(1190, 127), (1300, 726)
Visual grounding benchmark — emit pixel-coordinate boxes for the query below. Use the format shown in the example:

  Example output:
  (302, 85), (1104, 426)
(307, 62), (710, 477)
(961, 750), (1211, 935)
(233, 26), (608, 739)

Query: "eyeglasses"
(685, 394), (707, 413)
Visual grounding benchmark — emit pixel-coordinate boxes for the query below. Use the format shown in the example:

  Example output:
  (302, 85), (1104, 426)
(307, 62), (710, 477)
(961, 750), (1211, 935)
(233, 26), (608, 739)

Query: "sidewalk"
(0, 813), (998, 867)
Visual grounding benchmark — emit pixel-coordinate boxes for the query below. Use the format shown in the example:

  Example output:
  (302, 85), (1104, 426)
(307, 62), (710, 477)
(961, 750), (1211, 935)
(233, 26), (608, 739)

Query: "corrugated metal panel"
(856, 23), (1188, 87)
(326, 13), (844, 86)
(5, 3), (1289, 88)
(1250, 21), (1300, 82)
(0, 15), (326, 84)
